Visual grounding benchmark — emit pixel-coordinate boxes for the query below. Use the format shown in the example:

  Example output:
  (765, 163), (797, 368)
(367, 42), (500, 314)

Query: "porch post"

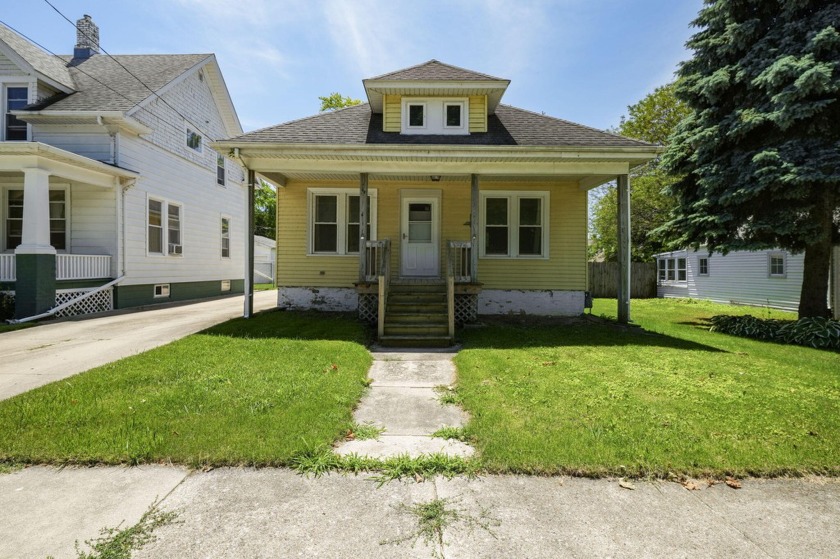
(617, 174), (631, 323)
(14, 167), (56, 318)
(470, 174), (479, 283)
(244, 169), (255, 318)
(358, 172), (369, 282)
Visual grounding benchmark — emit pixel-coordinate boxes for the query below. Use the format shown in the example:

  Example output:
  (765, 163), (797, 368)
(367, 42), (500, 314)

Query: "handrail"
(377, 239), (391, 338)
(447, 240), (473, 283)
(8, 275), (125, 324)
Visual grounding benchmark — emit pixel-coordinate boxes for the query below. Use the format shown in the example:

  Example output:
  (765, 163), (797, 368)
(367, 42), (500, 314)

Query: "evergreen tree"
(661, 0), (840, 317)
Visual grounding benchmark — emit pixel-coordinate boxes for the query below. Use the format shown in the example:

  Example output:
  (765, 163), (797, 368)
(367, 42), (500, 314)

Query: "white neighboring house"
(655, 247), (840, 318)
(253, 235), (275, 284)
(0, 16), (247, 319)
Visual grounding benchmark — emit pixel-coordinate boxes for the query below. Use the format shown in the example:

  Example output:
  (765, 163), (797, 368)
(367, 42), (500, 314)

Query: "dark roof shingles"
(229, 104), (652, 148)
(365, 60), (506, 82)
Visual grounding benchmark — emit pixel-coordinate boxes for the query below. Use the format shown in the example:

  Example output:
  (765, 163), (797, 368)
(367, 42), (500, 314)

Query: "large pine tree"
(661, 0), (840, 317)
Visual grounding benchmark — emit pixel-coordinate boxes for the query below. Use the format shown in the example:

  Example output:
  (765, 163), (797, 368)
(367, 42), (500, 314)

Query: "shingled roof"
(45, 54), (210, 112)
(365, 60), (506, 82)
(0, 23), (74, 89)
(228, 103), (653, 148)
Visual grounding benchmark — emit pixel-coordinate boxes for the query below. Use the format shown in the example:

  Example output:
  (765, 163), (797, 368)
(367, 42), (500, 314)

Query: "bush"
(0, 293), (14, 321)
(709, 314), (840, 350)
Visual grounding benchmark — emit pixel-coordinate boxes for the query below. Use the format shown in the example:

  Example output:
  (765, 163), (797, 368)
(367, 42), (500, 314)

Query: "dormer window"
(444, 102), (464, 128)
(401, 98), (468, 135)
(408, 104), (425, 128)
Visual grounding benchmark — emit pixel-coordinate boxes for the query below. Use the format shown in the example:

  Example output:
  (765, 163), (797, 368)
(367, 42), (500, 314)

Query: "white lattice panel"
(358, 293), (378, 324)
(454, 294), (477, 325)
(54, 288), (114, 318)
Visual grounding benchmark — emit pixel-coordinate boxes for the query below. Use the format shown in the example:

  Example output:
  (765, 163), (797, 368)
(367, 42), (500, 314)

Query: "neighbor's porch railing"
(0, 254), (15, 281)
(1, 254), (111, 281)
(56, 254), (112, 280)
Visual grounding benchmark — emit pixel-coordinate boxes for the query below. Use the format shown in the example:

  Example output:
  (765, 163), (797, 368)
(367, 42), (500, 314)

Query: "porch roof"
(0, 142), (138, 188)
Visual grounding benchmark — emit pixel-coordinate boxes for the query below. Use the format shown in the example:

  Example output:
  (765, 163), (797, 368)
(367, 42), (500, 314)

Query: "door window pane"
(408, 223), (432, 243)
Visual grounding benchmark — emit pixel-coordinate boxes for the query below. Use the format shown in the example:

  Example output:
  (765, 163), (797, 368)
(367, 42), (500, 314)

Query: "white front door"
(400, 196), (439, 277)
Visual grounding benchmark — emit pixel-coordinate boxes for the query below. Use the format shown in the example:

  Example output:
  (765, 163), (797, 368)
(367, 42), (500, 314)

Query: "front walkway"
(335, 348), (474, 458)
(1, 466), (837, 558)
(0, 291), (277, 401)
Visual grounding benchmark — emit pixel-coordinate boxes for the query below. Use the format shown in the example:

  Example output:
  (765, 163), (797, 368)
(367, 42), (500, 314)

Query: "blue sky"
(1, 0), (703, 136)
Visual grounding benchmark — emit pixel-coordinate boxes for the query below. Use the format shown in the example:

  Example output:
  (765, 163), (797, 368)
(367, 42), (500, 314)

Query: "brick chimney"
(73, 14), (99, 59)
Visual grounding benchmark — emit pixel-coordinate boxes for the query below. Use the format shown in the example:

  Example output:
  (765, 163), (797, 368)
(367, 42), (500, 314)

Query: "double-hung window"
(698, 257), (709, 276)
(308, 188), (377, 255)
(480, 191), (548, 258)
(148, 197), (183, 256)
(216, 154), (226, 186)
(221, 217), (230, 258)
(4, 86), (28, 141)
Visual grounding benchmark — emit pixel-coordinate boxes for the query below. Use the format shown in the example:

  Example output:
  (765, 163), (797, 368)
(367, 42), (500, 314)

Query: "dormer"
(363, 60), (510, 135)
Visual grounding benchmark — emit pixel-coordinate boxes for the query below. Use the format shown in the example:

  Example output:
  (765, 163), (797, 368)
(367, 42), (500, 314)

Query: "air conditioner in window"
(169, 243), (183, 255)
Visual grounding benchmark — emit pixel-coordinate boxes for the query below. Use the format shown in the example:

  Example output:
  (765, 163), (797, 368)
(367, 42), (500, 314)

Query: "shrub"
(0, 293), (14, 321)
(709, 314), (840, 350)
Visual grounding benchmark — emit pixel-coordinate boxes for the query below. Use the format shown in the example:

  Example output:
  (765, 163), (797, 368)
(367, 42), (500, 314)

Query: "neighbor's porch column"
(470, 173), (479, 282)
(15, 167), (56, 318)
(358, 172), (369, 282)
(617, 174), (630, 323)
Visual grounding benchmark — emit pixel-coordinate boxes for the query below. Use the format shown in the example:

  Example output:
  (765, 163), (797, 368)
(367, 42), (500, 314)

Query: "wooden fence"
(588, 262), (657, 298)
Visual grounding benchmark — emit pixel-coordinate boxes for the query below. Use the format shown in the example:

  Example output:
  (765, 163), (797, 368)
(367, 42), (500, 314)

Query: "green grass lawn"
(254, 283), (276, 291)
(455, 298), (840, 478)
(0, 311), (371, 467)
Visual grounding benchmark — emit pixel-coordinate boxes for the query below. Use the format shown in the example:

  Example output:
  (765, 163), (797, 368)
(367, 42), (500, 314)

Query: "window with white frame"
(769, 252), (786, 277)
(658, 257), (687, 282)
(407, 103), (425, 128)
(216, 154), (225, 186)
(698, 256), (709, 276)
(148, 197), (183, 256)
(5, 188), (68, 251)
(480, 192), (549, 258)
(443, 102), (464, 129)
(401, 98), (468, 135)
(4, 86), (29, 141)
(221, 217), (230, 258)
(186, 127), (202, 152)
(308, 188), (377, 255)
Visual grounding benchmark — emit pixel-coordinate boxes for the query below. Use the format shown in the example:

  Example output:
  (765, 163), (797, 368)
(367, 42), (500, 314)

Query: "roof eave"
(363, 79), (511, 113)
(14, 110), (153, 135)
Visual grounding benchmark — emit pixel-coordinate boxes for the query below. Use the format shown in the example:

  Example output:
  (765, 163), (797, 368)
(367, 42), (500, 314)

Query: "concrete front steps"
(379, 282), (453, 348)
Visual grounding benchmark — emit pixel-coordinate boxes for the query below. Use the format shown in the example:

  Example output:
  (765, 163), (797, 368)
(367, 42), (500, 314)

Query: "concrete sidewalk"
(1, 466), (837, 558)
(0, 290), (277, 400)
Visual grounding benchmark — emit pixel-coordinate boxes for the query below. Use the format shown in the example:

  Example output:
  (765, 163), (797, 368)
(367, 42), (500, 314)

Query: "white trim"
(442, 100), (467, 132)
(404, 101), (427, 130)
(153, 283), (170, 298)
(306, 187), (378, 256)
(657, 255), (687, 283)
(479, 190), (550, 259)
(697, 256), (710, 277)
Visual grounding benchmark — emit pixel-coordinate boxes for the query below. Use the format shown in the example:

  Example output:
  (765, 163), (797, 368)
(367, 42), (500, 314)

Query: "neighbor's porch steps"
(379, 282), (453, 348)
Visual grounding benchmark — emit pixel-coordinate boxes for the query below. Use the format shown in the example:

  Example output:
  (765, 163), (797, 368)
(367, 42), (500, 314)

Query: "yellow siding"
(469, 95), (487, 132)
(276, 179), (588, 291)
(383, 95), (401, 132)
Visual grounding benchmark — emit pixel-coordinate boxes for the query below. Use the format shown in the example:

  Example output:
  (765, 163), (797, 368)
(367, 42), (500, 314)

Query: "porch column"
(617, 174), (630, 323)
(470, 174), (479, 282)
(358, 172), (369, 282)
(15, 167), (56, 318)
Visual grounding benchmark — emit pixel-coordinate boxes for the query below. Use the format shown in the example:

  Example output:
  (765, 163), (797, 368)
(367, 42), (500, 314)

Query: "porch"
(0, 142), (137, 318)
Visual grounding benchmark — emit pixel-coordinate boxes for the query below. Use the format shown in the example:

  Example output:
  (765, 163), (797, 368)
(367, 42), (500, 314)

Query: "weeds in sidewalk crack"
(381, 496), (499, 558)
(67, 499), (180, 559)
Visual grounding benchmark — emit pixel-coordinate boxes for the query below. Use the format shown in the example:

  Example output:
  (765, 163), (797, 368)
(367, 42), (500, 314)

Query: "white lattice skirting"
(54, 288), (114, 318)
(358, 293), (378, 324)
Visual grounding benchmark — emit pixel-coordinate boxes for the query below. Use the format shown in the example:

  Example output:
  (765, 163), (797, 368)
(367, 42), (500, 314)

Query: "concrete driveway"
(0, 291), (277, 400)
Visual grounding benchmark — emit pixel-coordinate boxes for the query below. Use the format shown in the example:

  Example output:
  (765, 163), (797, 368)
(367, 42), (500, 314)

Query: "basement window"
(154, 284), (170, 298)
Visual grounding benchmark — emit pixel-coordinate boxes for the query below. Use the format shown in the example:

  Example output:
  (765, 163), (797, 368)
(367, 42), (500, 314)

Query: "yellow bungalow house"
(216, 61), (660, 346)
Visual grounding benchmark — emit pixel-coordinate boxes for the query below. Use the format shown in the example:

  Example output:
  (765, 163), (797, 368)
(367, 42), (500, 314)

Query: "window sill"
(479, 255), (549, 260)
